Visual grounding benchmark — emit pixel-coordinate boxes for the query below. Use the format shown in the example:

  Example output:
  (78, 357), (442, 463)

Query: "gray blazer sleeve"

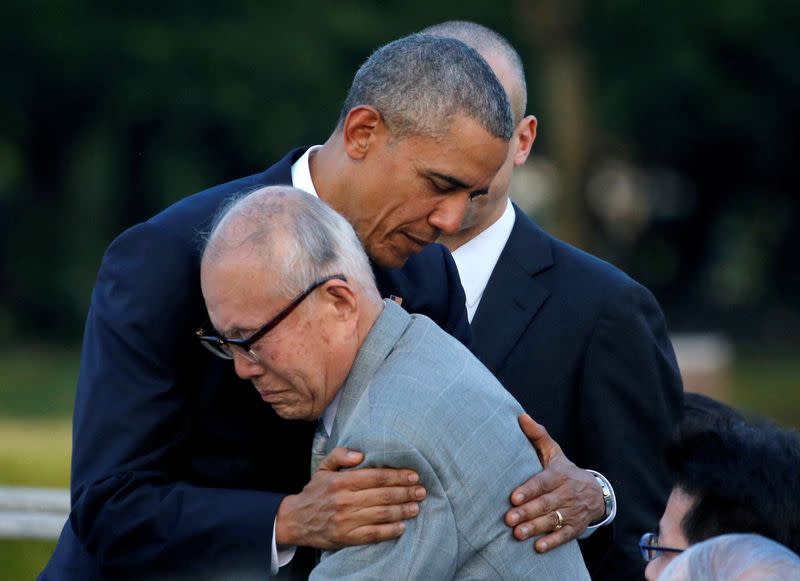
(310, 430), (458, 581)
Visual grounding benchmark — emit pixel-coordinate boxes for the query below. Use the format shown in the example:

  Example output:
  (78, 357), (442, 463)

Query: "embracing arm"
(69, 222), (282, 577)
(70, 222), (424, 577)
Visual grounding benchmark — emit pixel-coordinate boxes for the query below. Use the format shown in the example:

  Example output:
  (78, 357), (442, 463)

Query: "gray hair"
(203, 186), (379, 301)
(660, 534), (800, 581)
(422, 21), (528, 123)
(338, 33), (513, 140)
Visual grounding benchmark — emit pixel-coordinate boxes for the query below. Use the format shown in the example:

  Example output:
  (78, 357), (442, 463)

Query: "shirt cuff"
(270, 518), (297, 575)
(578, 469), (617, 540)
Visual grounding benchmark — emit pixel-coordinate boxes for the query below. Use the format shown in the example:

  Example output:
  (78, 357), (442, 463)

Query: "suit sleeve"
(68, 221), (281, 578)
(310, 432), (459, 581)
(578, 280), (683, 580)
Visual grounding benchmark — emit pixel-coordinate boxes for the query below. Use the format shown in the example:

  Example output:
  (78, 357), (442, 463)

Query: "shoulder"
(366, 315), (523, 443)
(511, 209), (653, 309)
(104, 150), (299, 264)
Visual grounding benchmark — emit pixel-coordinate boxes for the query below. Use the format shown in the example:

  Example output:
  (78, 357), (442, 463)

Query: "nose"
(232, 351), (263, 380)
(644, 559), (657, 581)
(428, 193), (468, 235)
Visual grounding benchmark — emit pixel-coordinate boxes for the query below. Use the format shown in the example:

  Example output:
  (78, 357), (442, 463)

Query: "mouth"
(401, 231), (436, 251)
(255, 389), (286, 403)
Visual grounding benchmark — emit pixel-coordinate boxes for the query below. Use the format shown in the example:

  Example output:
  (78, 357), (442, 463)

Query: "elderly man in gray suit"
(200, 185), (590, 580)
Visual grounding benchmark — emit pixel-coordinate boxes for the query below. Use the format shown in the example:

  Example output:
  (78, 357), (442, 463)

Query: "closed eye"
(429, 178), (457, 194)
(469, 189), (489, 200)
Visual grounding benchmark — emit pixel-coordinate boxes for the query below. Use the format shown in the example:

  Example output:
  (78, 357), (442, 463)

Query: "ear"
(513, 115), (538, 167)
(342, 106), (383, 161)
(320, 278), (358, 323)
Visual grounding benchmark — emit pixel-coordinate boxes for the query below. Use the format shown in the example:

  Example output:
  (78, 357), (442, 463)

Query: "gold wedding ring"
(553, 510), (564, 530)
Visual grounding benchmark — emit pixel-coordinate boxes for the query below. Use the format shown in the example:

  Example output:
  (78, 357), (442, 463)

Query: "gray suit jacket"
(310, 300), (590, 580)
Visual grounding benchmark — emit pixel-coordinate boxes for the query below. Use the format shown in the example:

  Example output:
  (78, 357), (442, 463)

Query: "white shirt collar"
(320, 389), (343, 437)
(290, 145), (323, 196)
(451, 199), (516, 323)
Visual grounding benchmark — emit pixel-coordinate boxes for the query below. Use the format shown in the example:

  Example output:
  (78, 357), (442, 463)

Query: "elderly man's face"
(201, 255), (352, 420)
(347, 115), (507, 268)
(645, 487), (694, 580)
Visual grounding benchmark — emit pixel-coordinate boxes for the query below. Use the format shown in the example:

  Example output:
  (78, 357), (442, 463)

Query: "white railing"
(0, 486), (69, 540)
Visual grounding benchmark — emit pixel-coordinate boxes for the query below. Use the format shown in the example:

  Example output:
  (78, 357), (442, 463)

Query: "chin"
(371, 252), (409, 269)
(271, 405), (308, 421)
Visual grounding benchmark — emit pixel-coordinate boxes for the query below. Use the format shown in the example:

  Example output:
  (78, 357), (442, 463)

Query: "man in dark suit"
(431, 22), (684, 580)
(41, 34), (515, 579)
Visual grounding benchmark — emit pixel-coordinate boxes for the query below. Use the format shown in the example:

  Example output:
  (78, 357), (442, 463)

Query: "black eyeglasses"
(196, 274), (347, 363)
(639, 532), (685, 562)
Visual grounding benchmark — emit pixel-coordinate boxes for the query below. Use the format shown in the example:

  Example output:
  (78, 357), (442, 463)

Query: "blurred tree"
(0, 0), (798, 343)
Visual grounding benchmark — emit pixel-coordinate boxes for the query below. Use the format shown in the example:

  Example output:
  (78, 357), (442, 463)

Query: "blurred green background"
(1, 0), (798, 578)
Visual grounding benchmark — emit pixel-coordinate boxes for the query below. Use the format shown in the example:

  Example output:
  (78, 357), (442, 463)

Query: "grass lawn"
(0, 346), (76, 580)
(0, 342), (797, 578)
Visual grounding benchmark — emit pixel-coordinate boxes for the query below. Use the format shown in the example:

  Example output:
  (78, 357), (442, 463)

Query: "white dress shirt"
(451, 199), (516, 323)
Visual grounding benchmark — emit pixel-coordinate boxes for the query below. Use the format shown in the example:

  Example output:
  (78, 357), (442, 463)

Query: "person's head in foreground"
(200, 185), (384, 420)
(658, 533), (800, 581)
(642, 400), (800, 580)
(320, 32), (513, 267)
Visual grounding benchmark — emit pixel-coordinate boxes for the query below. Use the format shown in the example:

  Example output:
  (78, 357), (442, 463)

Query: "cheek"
(645, 554), (673, 581)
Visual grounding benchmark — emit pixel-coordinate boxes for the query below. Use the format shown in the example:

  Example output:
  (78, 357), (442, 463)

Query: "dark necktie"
(310, 420), (328, 476)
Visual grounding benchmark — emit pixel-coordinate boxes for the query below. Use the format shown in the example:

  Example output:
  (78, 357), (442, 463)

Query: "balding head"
(659, 534), (800, 581)
(422, 21), (527, 122)
(203, 186), (379, 300)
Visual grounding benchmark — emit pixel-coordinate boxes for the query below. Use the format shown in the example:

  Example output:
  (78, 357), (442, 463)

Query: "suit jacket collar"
(329, 300), (411, 445)
(260, 147), (308, 185)
(470, 204), (554, 373)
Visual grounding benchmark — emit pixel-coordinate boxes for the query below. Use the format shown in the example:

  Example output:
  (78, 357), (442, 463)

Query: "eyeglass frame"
(195, 274), (347, 363)
(638, 531), (685, 562)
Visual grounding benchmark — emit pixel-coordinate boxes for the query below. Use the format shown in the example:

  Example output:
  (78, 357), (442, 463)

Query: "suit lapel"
(470, 204), (553, 373)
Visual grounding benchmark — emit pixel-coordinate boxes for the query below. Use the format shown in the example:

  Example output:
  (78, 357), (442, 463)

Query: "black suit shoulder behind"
(471, 205), (683, 581)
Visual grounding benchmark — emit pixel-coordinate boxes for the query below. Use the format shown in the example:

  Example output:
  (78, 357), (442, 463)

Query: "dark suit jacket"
(470, 204), (683, 581)
(40, 148), (470, 580)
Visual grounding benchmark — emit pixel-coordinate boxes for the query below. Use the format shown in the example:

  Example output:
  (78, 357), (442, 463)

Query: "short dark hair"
(666, 413), (800, 553)
(338, 33), (513, 140)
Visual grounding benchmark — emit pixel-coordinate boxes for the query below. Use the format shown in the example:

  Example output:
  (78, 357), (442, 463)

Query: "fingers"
(506, 461), (604, 548)
(517, 413), (547, 442)
(343, 521), (407, 545)
(533, 524), (580, 553)
(506, 486), (558, 527)
(509, 505), (569, 540)
(279, 457), (427, 549)
(509, 467), (562, 507)
(318, 448), (421, 490)
(351, 500), (421, 524)
(518, 414), (562, 464)
(318, 447), (364, 471)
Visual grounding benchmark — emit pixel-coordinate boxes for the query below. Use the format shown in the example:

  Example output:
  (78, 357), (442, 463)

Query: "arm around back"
(66, 220), (282, 577)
